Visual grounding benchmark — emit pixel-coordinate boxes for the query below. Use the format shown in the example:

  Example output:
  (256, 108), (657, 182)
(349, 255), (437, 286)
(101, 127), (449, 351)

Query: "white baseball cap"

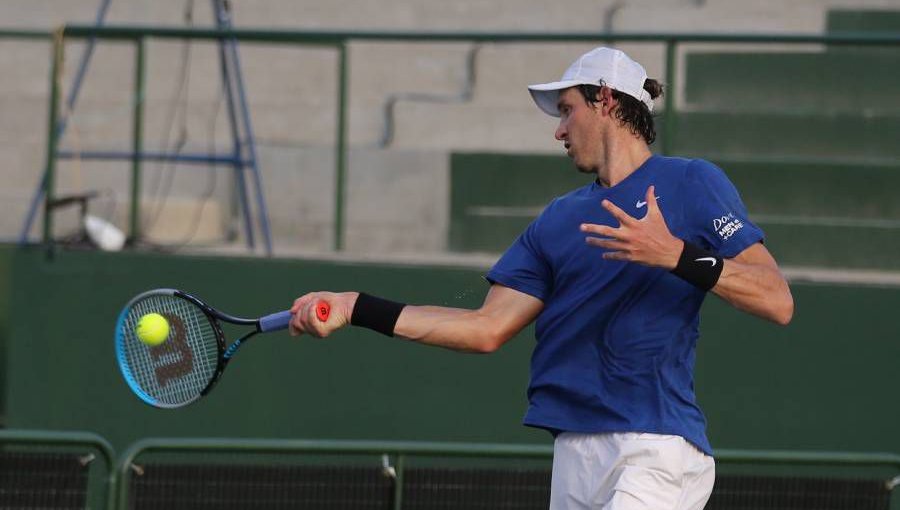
(528, 47), (654, 116)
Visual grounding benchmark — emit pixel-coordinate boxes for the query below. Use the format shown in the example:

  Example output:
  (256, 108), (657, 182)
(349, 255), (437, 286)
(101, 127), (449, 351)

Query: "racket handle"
(258, 301), (330, 332)
(259, 310), (292, 332)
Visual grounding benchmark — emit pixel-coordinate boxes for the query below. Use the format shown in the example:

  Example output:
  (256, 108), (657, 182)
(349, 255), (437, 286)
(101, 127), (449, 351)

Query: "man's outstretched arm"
(289, 284), (544, 353)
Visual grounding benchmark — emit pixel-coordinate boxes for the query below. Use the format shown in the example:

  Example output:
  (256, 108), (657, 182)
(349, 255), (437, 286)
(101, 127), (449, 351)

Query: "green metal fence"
(4, 26), (899, 251)
(115, 438), (553, 510)
(0, 429), (116, 510)
(113, 438), (900, 510)
(0, 429), (898, 509)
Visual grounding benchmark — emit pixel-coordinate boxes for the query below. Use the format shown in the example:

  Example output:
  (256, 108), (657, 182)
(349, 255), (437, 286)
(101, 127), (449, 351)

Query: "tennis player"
(290, 47), (793, 510)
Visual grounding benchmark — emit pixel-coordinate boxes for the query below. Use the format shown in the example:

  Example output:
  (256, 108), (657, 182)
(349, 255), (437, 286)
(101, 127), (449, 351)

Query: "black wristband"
(671, 241), (724, 291)
(350, 292), (406, 337)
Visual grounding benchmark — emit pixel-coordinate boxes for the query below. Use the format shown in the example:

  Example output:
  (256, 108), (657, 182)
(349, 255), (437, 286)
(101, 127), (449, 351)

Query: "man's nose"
(555, 121), (566, 141)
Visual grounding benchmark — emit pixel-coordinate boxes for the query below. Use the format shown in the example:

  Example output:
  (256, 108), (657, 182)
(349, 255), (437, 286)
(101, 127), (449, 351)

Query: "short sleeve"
(486, 212), (552, 302)
(684, 159), (764, 258)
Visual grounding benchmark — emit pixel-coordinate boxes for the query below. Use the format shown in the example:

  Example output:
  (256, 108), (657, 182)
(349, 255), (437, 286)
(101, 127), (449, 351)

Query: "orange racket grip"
(315, 301), (331, 322)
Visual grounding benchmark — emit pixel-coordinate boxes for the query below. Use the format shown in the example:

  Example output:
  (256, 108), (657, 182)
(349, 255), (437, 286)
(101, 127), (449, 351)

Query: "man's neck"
(595, 136), (653, 188)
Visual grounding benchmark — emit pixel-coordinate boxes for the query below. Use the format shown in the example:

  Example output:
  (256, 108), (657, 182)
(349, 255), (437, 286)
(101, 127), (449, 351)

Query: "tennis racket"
(114, 288), (329, 409)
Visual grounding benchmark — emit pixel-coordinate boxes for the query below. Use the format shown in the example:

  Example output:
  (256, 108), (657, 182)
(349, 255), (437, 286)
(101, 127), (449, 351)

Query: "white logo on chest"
(635, 196), (660, 209)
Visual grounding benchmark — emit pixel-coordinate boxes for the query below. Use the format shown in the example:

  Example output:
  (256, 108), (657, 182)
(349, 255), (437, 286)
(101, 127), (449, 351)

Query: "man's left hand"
(580, 185), (684, 270)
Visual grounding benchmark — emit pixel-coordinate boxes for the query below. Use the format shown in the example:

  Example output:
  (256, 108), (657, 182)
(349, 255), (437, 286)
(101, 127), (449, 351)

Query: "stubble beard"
(571, 153), (597, 175)
(574, 162), (594, 174)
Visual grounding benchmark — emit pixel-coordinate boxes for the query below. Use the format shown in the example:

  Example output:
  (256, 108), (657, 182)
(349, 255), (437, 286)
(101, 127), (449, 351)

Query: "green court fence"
(115, 438), (900, 510)
(0, 429), (116, 510)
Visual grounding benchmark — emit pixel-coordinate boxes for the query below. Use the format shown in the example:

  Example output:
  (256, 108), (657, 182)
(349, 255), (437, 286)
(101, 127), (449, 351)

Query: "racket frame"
(116, 288), (271, 408)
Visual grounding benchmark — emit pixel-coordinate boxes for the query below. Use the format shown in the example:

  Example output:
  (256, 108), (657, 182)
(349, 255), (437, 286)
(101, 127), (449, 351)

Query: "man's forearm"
(394, 306), (503, 353)
(712, 258), (794, 325)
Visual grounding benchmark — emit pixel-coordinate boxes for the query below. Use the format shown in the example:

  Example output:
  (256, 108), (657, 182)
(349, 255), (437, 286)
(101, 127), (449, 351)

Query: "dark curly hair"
(577, 79), (664, 145)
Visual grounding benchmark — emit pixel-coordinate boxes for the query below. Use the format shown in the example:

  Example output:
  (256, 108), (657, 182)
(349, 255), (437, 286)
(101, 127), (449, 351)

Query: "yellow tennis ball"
(136, 313), (170, 346)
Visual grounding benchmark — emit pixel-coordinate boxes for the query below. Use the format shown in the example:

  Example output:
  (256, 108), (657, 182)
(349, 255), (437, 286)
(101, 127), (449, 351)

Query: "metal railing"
(0, 429), (898, 509)
(116, 437), (553, 510)
(3, 26), (900, 252)
(0, 429), (117, 510)
(115, 437), (900, 510)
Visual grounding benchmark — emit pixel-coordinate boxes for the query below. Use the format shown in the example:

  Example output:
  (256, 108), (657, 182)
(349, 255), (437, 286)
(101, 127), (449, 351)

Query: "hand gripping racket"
(114, 288), (329, 409)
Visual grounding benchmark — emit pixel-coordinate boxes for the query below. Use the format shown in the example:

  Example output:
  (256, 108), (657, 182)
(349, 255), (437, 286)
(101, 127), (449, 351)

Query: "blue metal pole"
(220, 20), (274, 255)
(64, 0), (113, 128)
(19, 0), (112, 244)
(213, 0), (256, 250)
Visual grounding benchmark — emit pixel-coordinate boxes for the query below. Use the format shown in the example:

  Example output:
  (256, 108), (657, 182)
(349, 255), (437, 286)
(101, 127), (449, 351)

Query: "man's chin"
(567, 153), (594, 174)
(573, 162), (594, 174)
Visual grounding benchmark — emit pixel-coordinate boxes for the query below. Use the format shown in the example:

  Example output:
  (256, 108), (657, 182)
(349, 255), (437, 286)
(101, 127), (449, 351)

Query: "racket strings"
(119, 294), (220, 407)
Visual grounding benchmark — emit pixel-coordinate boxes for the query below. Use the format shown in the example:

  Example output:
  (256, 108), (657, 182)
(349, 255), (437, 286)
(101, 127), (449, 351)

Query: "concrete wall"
(2, 0), (898, 256)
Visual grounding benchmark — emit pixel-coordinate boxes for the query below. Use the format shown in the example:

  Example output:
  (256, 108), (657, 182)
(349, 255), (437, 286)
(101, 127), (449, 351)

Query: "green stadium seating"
(448, 154), (900, 269)
(672, 112), (900, 160)
(684, 52), (900, 112)
(449, 153), (590, 253)
(826, 9), (900, 33)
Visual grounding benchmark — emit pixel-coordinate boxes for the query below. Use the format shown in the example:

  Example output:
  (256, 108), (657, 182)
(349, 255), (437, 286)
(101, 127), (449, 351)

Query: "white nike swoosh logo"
(695, 257), (717, 266)
(635, 197), (661, 208)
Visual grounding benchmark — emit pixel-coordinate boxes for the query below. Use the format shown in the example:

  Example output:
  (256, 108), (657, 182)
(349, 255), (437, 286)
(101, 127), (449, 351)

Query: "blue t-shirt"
(486, 155), (764, 455)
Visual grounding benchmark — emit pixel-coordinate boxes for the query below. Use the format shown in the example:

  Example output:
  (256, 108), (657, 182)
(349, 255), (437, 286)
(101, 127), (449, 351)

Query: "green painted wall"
(1, 244), (899, 457)
(699, 287), (900, 453)
(0, 244), (11, 425)
(3, 244), (541, 452)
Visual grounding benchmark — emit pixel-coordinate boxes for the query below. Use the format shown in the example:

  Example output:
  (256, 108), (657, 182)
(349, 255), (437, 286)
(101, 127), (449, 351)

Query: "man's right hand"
(289, 291), (359, 338)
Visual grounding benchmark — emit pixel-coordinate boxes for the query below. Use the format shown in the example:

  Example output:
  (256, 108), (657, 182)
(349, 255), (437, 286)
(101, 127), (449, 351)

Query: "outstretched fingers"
(582, 185), (682, 268)
(585, 237), (628, 251)
(601, 198), (636, 226)
(580, 222), (617, 238)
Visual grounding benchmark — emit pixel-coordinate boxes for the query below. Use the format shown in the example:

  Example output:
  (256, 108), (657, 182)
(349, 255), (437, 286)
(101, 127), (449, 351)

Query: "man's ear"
(597, 86), (616, 115)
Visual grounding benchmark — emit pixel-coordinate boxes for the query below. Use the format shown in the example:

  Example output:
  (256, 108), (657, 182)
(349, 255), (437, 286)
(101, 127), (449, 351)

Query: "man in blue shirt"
(290, 47), (793, 510)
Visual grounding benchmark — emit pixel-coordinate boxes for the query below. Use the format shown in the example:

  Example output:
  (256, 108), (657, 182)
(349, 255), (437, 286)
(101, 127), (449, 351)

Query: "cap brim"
(527, 80), (586, 117)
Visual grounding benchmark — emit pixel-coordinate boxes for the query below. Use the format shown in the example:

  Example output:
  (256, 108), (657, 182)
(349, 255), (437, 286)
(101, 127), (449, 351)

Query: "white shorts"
(549, 432), (715, 510)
